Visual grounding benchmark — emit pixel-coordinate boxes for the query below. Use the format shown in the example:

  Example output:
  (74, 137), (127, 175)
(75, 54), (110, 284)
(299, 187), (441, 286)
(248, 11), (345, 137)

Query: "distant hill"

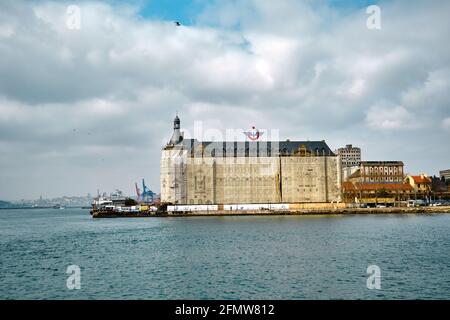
(0, 200), (15, 208)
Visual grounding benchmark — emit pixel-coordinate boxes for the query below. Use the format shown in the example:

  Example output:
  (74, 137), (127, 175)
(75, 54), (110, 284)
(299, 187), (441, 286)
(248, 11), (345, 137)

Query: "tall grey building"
(336, 144), (361, 168)
(336, 144), (361, 181)
(440, 169), (450, 182)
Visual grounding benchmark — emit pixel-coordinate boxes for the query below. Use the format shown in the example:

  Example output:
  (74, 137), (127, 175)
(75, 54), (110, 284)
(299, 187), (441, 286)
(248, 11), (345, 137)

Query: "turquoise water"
(0, 209), (449, 300)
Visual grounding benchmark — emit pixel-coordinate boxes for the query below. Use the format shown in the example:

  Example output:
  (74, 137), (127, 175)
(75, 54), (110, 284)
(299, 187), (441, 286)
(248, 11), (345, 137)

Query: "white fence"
(167, 205), (219, 212)
(167, 204), (289, 212)
(224, 204), (289, 211)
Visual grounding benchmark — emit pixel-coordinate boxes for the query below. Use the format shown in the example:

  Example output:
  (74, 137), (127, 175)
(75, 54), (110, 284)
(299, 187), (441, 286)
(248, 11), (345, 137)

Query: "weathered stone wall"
(213, 157), (280, 205)
(185, 157), (215, 205)
(161, 154), (341, 205)
(160, 149), (188, 204)
(280, 156), (341, 203)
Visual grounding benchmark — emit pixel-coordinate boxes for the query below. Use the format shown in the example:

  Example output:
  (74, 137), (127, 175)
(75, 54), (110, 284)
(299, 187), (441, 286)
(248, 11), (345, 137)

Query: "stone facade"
(160, 116), (341, 205)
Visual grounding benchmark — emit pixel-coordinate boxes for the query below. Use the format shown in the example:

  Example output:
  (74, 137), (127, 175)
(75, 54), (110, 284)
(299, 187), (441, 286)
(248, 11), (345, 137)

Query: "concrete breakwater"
(92, 206), (450, 218)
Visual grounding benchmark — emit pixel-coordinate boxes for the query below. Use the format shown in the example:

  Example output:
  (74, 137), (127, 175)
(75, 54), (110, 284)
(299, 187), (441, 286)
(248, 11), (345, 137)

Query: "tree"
(376, 188), (390, 198)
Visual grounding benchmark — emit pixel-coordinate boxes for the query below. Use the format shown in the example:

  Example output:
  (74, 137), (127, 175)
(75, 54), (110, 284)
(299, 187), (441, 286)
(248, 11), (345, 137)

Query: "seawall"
(92, 206), (450, 218)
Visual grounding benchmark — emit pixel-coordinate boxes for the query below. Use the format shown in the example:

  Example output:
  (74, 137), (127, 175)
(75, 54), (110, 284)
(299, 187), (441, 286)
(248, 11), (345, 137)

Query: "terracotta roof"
(361, 161), (404, 166)
(343, 182), (413, 191)
(355, 183), (413, 191)
(410, 176), (432, 184)
(342, 182), (356, 191)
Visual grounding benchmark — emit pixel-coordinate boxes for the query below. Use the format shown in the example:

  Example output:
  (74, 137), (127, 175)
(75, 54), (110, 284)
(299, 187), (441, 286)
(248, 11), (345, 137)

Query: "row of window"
(191, 148), (331, 157)
(363, 177), (403, 182)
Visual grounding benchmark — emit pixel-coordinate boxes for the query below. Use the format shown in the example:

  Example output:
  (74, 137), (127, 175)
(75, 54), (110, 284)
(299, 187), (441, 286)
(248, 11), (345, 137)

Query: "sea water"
(1, 209), (449, 299)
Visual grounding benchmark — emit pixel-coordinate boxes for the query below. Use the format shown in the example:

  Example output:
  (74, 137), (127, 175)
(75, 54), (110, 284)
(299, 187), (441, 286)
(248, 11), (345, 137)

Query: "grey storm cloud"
(0, 0), (449, 200)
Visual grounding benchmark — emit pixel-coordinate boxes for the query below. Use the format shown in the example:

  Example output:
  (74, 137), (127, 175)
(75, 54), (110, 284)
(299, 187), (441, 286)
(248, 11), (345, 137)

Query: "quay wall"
(92, 206), (450, 218)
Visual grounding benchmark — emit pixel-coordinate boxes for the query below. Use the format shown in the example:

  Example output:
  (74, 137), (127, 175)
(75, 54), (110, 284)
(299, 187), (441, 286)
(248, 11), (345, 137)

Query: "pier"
(92, 205), (450, 218)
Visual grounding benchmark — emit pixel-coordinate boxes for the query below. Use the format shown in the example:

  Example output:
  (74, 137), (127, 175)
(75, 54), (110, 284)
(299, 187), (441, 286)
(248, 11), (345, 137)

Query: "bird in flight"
(174, 21), (181, 26)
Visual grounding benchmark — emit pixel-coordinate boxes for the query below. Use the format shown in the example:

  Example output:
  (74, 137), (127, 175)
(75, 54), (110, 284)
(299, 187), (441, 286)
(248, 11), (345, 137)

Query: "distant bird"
(174, 21), (181, 26)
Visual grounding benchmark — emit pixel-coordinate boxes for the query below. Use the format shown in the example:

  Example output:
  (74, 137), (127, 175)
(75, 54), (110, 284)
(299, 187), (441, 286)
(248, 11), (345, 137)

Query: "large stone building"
(160, 116), (342, 205)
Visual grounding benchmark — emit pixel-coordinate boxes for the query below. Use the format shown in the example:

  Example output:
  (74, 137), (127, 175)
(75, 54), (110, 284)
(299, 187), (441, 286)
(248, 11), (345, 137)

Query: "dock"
(92, 206), (450, 218)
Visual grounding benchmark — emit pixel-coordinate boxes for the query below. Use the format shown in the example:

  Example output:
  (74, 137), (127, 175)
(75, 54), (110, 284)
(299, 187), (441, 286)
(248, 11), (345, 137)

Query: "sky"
(0, 0), (449, 200)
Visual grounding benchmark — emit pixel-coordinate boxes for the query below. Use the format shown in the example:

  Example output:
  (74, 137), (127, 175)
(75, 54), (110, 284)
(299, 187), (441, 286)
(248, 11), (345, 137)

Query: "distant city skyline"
(1, 0), (450, 200)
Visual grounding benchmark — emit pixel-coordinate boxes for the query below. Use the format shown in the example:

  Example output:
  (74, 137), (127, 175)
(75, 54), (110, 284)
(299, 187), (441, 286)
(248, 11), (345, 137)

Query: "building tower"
(161, 114), (187, 204)
(336, 144), (361, 181)
(337, 144), (361, 168)
(169, 115), (183, 146)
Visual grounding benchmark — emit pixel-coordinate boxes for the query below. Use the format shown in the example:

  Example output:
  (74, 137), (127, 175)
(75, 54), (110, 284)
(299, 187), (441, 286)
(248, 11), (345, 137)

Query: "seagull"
(174, 21), (181, 26)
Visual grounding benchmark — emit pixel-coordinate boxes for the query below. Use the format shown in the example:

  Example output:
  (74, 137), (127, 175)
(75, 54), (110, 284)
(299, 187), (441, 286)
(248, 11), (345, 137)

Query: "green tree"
(376, 188), (390, 198)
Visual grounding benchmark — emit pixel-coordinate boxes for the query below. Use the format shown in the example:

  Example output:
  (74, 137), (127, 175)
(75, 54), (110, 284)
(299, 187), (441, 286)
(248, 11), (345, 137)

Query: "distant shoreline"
(92, 206), (450, 218)
(0, 206), (91, 210)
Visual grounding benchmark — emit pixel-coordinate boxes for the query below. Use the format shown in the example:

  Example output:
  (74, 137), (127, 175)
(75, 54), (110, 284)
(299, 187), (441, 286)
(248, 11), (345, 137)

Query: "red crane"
(135, 182), (141, 199)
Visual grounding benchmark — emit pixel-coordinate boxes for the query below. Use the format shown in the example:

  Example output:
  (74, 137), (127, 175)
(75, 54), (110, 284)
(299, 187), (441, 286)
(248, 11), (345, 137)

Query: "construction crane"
(135, 179), (156, 203)
(135, 183), (141, 199)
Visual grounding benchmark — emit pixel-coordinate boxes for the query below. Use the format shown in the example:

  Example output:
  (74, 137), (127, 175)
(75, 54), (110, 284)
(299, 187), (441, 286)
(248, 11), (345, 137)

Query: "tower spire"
(169, 114), (182, 145)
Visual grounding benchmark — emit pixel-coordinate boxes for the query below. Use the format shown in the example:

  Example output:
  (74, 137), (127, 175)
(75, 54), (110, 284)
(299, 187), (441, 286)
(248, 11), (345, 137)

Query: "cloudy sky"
(1, 0), (449, 200)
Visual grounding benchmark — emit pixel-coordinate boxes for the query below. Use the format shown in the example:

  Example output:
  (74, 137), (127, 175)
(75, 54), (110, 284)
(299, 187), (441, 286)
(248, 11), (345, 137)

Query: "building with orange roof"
(342, 181), (413, 205)
(405, 174), (432, 200)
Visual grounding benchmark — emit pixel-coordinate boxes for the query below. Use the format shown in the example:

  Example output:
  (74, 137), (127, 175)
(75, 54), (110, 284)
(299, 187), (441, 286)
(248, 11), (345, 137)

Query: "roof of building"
(342, 182), (356, 191)
(356, 183), (413, 191)
(338, 144), (360, 151)
(173, 138), (335, 156)
(410, 175), (432, 184)
(348, 169), (361, 179)
(360, 161), (404, 166)
(343, 182), (413, 191)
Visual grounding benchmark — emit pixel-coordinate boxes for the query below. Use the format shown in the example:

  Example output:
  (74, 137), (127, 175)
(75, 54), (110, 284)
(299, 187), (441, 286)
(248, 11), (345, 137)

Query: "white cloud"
(1, 0), (450, 199)
(0, 24), (14, 38)
(366, 104), (419, 130)
(443, 118), (450, 132)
